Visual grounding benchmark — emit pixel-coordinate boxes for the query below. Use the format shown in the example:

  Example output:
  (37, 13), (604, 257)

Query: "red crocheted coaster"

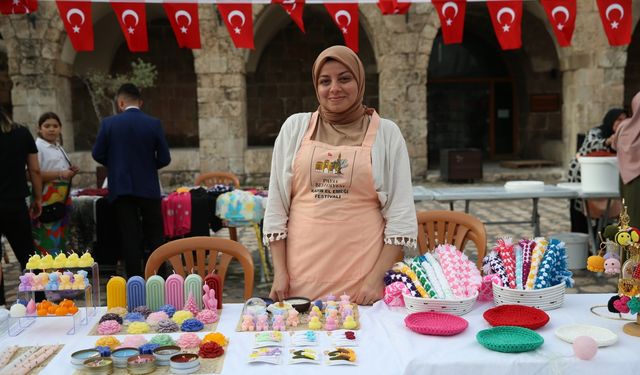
(404, 312), (469, 336)
(483, 304), (550, 330)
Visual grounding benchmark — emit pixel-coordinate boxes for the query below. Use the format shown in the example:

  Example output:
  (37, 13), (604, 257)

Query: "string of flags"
(0, 0), (633, 52)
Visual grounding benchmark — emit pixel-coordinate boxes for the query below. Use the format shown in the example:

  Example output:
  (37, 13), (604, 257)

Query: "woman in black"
(0, 109), (42, 306)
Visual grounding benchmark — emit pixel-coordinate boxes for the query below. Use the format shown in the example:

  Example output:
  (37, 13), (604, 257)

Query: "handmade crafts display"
(237, 294), (360, 332)
(25, 251), (95, 270)
(383, 244), (482, 307)
(18, 270), (89, 291)
(0, 344), (63, 375)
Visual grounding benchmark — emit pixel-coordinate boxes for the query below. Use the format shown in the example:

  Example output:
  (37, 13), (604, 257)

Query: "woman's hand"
(70, 165), (80, 174)
(269, 271), (290, 302)
(29, 198), (42, 219)
(353, 273), (385, 305)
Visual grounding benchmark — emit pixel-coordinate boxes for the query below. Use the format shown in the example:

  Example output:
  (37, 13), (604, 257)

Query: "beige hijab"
(311, 46), (373, 146)
(616, 92), (640, 184)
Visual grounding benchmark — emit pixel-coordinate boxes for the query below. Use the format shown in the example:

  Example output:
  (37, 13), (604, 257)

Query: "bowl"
(284, 297), (311, 314)
(111, 347), (139, 368)
(71, 349), (100, 368)
(152, 345), (181, 366)
(170, 353), (200, 371)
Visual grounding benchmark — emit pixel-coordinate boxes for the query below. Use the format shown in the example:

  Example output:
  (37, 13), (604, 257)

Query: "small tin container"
(71, 349), (100, 368)
(170, 353), (200, 374)
(152, 345), (181, 366)
(127, 354), (157, 374)
(111, 347), (139, 368)
(82, 357), (113, 374)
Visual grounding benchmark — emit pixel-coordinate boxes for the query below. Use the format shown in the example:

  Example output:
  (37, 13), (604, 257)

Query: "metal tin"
(111, 347), (139, 368)
(127, 354), (157, 374)
(152, 345), (181, 366)
(82, 357), (113, 374)
(71, 349), (101, 368)
(170, 353), (200, 371)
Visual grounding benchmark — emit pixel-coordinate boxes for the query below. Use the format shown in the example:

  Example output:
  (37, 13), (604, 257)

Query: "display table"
(1, 294), (638, 374)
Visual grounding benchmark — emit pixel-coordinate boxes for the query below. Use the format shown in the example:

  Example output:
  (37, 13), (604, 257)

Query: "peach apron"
(286, 111), (384, 300)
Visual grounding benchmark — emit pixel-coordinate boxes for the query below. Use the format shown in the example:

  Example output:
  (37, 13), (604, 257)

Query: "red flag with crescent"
(377, 0), (411, 15)
(432, 0), (466, 44)
(596, 0), (632, 46)
(217, 3), (254, 49)
(324, 3), (359, 52)
(540, 0), (576, 47)
(163, 2), (201, 49)
(55, 1), (93, 51)
(486, 0), (522, 50)
(111, 1), (148, 52)
(272, 0), (305, 33)
(0, 0), (37, 14)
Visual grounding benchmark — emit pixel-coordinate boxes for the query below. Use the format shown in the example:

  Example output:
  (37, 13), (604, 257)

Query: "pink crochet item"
(435, 244), (482, 298)
(97, 320), (121, 335)
(196, 309), (219, 324)
(177, 333), (201, 349)
(478, 274), (502, 301)
(384, 282), (410, 306)
(404, 312), (468, 336)
(495, 238), (517, 289)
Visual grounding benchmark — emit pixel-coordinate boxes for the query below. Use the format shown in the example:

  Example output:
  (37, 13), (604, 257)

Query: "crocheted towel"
(519, 239), (535, 287)
(495, 237), (516, 289)
(409, 258), (437, 298)
(525, 237), (547, 290)
(419, 253), (454, 299)
(416, 256), (445, 299)
(392, 262), (429, 298)
(534, 239), (574, 289)
(383, 271), (419, 297)
(476, 326), (544, 353)
(488, 251), (510, 287)
(515, 245), (524, 290)
(435, 244), (481, 298)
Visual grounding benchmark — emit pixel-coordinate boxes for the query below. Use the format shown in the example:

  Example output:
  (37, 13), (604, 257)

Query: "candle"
(126, 276), (146, 311)
(204, 274), (222, 309)
(326, 293), (336, 302)
(107, 276), (127, 310)
(184, 274), (203, 310)
(146, 275), (165, 311)
(165, 274), (184, 310)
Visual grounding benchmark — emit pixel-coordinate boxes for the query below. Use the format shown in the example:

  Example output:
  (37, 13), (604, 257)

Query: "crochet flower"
(172, 310), (194, 325)
(181, 318), (204, 332)
(95, 336), (120, 350)
(97, 320), (122, 335)
(156, 319), (179, 333)
(198, 342), (224, 358)
(628, 296), (640, 315)
(150, 334), (175, 346)
(202, 332), (228, 346)
(176, 333), (201, 349)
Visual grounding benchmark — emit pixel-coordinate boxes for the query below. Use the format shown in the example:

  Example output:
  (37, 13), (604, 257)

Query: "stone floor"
(1, 164), (619, 307)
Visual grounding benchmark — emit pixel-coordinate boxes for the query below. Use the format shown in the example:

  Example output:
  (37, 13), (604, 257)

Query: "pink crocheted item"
(384, 282), (410, 306)
(177, 333), (201, 349)
(435, 244), (482, 298)
(478, 274), (502, 302)
(495, 238), (517, 289)
(97, 320), (121, 335)
(404, 312), (469, 336)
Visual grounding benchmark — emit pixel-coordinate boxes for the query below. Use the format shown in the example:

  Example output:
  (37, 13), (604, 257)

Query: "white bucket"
(579, 156), (619, 193)
(552, 232), (589, 270)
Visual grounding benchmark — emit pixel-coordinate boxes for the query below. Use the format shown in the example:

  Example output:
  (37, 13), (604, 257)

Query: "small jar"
(71, 349), (100, 368)
(152, 345), (181, 366)
(111, 347), (139, 368)
(82, 357), (113, 374)
(127, 354), (157, 374)
(170, 353), (200, 374)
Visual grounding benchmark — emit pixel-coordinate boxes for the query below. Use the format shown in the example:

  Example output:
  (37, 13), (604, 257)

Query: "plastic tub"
(579, 156), (619, 193)
(552, 232), (589, 270)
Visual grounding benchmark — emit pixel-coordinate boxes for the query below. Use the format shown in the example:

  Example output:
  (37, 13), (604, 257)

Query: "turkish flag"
(596, 0), (632, 46)
(0, 0), (37, 14)
(540, 0), (576, 47)
(163, 2), (201, 49)
(272, 0), (305, 33)
(486, 0), (522, 50)
(55, 1), (94, 51)
(217, 3), (254, 49)
(432, 0), (466, 44)
(377, 0), (411, 15)
(324, 3), (359, 52)
(111, 1), (148, 52)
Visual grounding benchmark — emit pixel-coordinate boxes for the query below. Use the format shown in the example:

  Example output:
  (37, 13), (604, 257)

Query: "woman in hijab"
(263, 46), (417, 304)
(567, 108), (627, 233)
(613, 92), (640, 227)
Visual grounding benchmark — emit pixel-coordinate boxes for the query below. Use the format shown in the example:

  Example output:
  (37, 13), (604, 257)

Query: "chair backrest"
(416, 210), (487, 270)
(195, 172), (240, 188)
(144, 236), (254, 300)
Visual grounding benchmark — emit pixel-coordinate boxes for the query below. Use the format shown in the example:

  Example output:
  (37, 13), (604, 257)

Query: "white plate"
(555, 324), (618, 347)
(504, 181), (544, 191)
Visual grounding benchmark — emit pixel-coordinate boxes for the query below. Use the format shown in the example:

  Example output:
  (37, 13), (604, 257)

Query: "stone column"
(194, 5), (248, 177)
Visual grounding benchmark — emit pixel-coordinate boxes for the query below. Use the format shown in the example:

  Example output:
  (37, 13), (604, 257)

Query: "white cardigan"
(263, 112), (417, 248)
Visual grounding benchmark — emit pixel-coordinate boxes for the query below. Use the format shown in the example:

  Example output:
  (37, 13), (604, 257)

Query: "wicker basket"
(492, 282), (565, 311)
(403, 292), (478, 316)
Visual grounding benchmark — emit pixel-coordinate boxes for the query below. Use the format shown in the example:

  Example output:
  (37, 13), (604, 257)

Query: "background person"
(613, 92), (640, 228)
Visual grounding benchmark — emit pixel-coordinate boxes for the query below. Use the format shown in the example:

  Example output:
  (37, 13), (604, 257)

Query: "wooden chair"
(194, 171), (241, 242)
(416, 210), (487, 270)
(144, 236), (254, 300)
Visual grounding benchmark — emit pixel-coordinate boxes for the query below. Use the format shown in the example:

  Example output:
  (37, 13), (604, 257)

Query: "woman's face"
(613, 113), (627, 132)
(316, 60), (358, 114)
(39, 118), (61, 143)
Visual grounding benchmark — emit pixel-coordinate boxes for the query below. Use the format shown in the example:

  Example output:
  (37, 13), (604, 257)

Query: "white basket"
(492, 282), (565, 311)
(403, 292), (478, 316)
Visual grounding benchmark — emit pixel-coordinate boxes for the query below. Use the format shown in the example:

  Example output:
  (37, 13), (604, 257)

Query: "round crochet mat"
(404, 312), (469, 336)
(555, 324), (618, 347)
(476, 326), (544, 353)
(483, 305), (550, 330)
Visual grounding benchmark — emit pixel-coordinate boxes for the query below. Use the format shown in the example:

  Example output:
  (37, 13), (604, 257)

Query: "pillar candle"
(184, 274), (203, 310)
(126, 276), (146, 312)
(165, 273), (184, 310)
(106, 276), (127, 310)
(204, 273), (222, 310)
(146, 275), (165, 312)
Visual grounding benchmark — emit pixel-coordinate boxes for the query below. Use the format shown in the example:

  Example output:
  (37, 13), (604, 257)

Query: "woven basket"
(404, 312), (468, 336)
(492, 282), (565, 311)
(403, 292), (477, 316)
(476, 326), (544, 353)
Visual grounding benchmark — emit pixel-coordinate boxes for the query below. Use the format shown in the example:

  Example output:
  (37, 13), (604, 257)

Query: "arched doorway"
(246, 5), (378, 146)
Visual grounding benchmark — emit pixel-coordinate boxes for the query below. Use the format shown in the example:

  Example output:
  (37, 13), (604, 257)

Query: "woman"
(32, 112), (79, 255)
(613, 92), (640, 228)
(567, 108), (627, 233)
(263, 46), (417, 305)
(0, 109), (41, 306)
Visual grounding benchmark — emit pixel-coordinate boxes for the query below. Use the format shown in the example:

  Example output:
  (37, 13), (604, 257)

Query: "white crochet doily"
(554, 324), (618, 347)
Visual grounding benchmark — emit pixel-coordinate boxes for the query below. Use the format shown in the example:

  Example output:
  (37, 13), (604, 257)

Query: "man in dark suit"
(92, 83), (171, 277)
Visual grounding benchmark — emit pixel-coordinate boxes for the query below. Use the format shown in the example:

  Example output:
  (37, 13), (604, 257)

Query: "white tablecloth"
(0, 294), (637, 375)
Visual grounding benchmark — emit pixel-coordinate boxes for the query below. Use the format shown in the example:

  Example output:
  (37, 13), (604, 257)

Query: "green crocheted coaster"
(476, 326), (544, 353)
